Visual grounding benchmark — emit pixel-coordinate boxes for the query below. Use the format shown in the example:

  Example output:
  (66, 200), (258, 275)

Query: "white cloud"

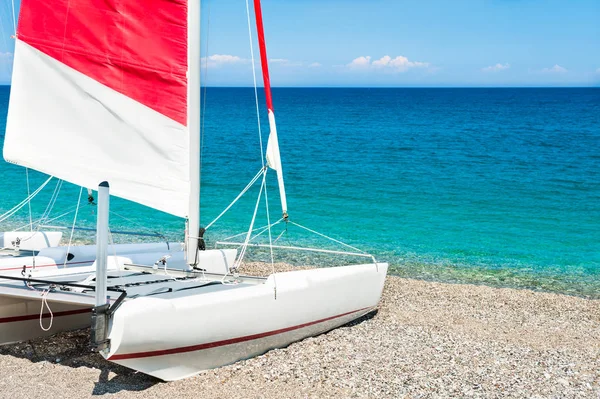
(373, 55), (429, 70)
(268, 58), (303, 67)
(347, 56), (372, 69)
(541, 64), (567, 74)
(201, 54), (247, 68)
(308, 62), (322, 68)
(482, 63), (510, 72)
(347, 55), (429, 72)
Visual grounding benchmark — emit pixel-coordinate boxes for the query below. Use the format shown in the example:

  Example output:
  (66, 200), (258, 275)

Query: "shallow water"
(1, 87), (599, 297)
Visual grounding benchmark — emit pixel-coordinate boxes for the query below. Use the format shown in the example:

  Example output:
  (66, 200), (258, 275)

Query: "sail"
(3, 0), (190, 218)
(253, 0), (288, 217)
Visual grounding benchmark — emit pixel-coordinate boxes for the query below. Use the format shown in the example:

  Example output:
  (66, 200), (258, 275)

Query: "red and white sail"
(253, 0), (288, 218)
(4, 0), (192, 218)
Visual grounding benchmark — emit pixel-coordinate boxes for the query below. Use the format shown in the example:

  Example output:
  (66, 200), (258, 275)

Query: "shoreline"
(0, 266), (598, 398)
(0, 224), (597, 299)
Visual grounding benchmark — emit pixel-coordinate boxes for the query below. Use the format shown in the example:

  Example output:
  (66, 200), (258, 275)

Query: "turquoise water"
(1, 87), (599, 298)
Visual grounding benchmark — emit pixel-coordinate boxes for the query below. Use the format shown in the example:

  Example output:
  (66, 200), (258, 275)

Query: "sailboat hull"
(0, 298), (91, 345)
(0, 293), (92, 344)
(0, 242), (182, 273)
(105, 263), (388, 381)
(0, 231), (63, 253)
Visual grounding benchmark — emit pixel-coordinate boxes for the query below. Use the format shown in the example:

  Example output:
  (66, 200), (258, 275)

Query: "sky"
(0, 0), (599, 87)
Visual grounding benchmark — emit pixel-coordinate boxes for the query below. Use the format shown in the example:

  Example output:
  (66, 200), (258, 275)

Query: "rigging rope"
(289, 221), (367, 254)
(10, 0), (16, 36)
(0, 176), (53, 224)
(13, 208), (76, 232)
(108, 228), (124, 278)
(245, 0), (277, 284)
(245, 0), (266, 167)
(25, 169), (33, 231)
(204, 168), (265, 231)
(199, 0), (211, 226)
(39, 289), (54, 332)
(109, 210), (167, 242)
(217, 241), (375, 262)
(262, 170), (276, 285)
(39, 179), (63, 225)
(219, 218), (283, 242)
(232, 169), (267, 270)
(0, 5), (9, 51)
(63, 187), (83, 267)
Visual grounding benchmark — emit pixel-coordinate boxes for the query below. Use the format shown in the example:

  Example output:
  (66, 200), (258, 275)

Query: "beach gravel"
(0, 263), (598, 398)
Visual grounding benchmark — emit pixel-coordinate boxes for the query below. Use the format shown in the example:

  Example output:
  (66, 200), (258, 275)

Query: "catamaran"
(0, 182), (186, 273)
(0, 0), (388, 381)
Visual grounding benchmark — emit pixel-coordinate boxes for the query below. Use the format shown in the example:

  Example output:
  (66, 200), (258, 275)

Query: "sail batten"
(4, 0), (191, 218)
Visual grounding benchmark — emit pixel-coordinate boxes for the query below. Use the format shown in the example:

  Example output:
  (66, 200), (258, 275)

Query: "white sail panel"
(4, 41), (190, 217)
(265, 110), (288, 216)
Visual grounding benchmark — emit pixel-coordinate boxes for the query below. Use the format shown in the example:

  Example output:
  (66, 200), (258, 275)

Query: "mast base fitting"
(91, 304), (110, 352)
(198, 227), (206, 251)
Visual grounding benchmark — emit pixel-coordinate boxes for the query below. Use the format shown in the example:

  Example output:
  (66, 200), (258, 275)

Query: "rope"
(245, 0), (266, 167)
(289, 221), (367, 254)
(0, 4), (9, 51)
(10, 0), (16, 36)
(39, 179), (63, 225)
(25, 169), (33, 232)
(219, 218), (283, 242)
(232, 170), (267, 270)
(108, 228), (123, 278)
(0, 176), (53, 224)
(262, 169), (277, 292)
(199, 0), (211, 227)
(13, 208), (76, 232)
(110, 210), (166, 241)
(205, 168), (265, 231)
(63, 187), (83, 267)
(216, 241), (376, 261)
(39, 289), (54, 331)
(248, 219), (277, 243)
(272, 226), (287, 244)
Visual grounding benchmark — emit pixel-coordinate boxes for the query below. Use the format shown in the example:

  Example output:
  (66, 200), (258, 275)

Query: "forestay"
(4, 0), (190, 218)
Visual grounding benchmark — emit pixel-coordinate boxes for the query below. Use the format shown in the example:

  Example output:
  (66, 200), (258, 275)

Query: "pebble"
(0, 263), (598, 398)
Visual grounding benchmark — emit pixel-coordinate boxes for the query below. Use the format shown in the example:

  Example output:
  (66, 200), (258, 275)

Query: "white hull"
(0, 295), (91, 344)
(105, 263), (388, 381)
(0, 231), (63, 253)
(0, 248), (237, 344)
(0, 242), (182, 274)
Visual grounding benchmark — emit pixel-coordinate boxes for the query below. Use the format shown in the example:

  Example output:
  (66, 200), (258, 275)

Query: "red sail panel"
(17, 0), (188, 125)
(253, 0), (274, 112)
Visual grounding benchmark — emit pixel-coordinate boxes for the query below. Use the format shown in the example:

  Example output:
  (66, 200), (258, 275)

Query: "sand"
(0, 264), (598, 398)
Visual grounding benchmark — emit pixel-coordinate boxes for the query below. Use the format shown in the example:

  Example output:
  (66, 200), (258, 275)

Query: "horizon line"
(0, 84), (598, 89)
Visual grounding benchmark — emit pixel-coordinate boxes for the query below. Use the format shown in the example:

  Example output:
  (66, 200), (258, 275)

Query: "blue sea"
(1, 87), (599, 298)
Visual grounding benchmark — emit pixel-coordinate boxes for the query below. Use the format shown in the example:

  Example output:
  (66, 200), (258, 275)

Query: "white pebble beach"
(0, 263), (598, 398)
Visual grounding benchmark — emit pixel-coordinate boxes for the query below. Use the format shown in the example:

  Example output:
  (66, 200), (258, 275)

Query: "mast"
(253, 0), (288, 219)
(95, 182), (109, 307)
(187, 0), (201, 265)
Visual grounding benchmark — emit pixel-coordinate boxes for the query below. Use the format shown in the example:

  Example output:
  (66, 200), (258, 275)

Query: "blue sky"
(0, 0), (599, 86)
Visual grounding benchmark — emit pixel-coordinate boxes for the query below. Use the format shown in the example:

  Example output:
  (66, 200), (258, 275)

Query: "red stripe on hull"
(109, 306), (372, 361)
(0, 308), (90, 324)
(17, 0), (188, 125)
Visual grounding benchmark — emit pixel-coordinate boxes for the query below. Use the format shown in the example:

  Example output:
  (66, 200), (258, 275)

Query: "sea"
(1, 87), (599, 298)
